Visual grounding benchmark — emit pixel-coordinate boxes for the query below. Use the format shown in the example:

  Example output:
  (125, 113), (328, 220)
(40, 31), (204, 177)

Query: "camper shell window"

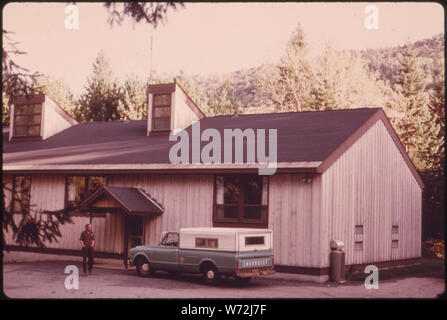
(245, 236), (265, 246)
(195, 238), (218, 249)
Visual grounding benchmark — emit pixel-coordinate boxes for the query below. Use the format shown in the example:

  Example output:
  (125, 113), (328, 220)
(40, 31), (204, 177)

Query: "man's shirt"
(80, 230), (95, 248)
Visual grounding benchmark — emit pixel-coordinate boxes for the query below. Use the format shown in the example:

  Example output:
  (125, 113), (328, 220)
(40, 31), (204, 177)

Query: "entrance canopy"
(78, 186), (164, 216)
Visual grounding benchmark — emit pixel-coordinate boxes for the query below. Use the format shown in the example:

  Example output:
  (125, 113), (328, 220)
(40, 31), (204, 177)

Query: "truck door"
(154, 232), (179, 271)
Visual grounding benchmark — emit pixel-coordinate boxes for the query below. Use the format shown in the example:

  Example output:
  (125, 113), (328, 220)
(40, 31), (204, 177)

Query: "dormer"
(9, 94), (77, 142)
(147, 81), (205, 136)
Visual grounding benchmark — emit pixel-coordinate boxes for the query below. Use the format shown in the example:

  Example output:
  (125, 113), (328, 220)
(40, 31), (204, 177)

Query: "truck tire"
(202, 264), (220, 285)
(135, 256), (154, 277)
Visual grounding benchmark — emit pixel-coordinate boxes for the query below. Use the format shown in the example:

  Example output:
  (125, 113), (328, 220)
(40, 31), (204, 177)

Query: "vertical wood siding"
(3, 174), (213, 254)
(107, 174), (214, 246)
(268, 174), (321, 268)
(320, 120), (422, 267)
(2, 174), (124, 253)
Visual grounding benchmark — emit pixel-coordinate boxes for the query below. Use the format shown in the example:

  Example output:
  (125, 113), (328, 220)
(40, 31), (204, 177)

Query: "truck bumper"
(236, 267), (275, 278)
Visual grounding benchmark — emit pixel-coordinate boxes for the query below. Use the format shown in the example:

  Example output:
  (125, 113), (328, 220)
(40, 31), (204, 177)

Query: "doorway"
(127, 215), (145, 249)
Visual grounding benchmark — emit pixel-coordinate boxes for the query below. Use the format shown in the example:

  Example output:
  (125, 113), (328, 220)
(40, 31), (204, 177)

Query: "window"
(355, 225), (364, 234)
(66, 175), (107, 207)
(12, 176), (31, 213)
(392, 225), (399, 234)
(196, 238), (218, 249)
(354, 241), (363, 250)
(392, 240), (399, 248)
(214, 175), (268, 227)
(245, 236), (265, 246)
(13, 104), (42, 137)
(152, 94), (171, 131)
(161, 232), (179, 247)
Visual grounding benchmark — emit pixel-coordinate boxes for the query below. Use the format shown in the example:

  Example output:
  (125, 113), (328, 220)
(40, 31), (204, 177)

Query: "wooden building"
(2, 82), (423, 282)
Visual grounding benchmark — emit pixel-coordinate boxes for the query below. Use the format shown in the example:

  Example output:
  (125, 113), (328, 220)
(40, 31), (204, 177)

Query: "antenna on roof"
(149, 24), (154, 84)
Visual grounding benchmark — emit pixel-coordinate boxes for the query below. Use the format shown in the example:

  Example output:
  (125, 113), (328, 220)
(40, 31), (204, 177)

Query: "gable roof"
(2, 107), (423, 188)
(78, 186), (164, 216)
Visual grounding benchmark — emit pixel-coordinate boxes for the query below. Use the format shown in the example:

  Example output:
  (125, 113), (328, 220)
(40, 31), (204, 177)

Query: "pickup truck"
(128, 227), (275, 283)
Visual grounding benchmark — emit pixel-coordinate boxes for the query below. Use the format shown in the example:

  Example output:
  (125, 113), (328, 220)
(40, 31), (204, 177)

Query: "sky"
(2, 2), (444, 96)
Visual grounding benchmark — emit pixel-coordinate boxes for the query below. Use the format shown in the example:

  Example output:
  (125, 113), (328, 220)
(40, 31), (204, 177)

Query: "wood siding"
(173, 86), (201, 131)
(107, 174), (214, 245)
(268, 174), (321, 268)
(319, 120), (422, 267)
(2, 174), (123, 254)
(41, 98), (74, 140)
(3, 174), (213, 254)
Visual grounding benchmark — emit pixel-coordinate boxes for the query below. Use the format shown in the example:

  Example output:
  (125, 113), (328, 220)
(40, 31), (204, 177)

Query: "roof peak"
(206, 107), (382, 119)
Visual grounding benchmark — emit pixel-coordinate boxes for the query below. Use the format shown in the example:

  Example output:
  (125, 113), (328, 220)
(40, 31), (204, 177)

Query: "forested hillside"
(181, 32), (444, 115)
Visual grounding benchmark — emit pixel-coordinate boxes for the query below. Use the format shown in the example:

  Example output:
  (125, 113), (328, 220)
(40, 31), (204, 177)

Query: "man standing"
(80, 223), (95, 275)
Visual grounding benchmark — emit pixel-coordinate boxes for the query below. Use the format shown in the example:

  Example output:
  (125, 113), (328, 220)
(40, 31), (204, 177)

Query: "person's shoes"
(89, 270), (92, 275)
(83, 272), (88, 277)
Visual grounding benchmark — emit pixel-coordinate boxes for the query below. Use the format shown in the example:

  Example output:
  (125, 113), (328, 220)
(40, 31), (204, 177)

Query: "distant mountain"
(183, 33), (444, 111)
(359, 33), (444, 89)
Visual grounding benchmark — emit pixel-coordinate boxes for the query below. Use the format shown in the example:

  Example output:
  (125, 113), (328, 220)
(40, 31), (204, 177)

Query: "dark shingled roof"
(79, 186), (163, 215)
(2, 108), (381, 166)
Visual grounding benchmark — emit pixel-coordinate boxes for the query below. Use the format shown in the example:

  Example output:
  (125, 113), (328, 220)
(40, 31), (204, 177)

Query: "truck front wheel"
(135, 256), (154, 277)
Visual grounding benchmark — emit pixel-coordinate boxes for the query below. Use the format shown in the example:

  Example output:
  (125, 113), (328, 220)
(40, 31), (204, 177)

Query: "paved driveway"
(2, 260), (445, 299)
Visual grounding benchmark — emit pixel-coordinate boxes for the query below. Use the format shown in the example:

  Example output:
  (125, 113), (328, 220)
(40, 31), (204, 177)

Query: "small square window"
(355, 225), (363, 234)
(153, 94), (171, 106)
(354, 241), (363, 250)
(392, 226), (399, 234)
(392, 240), (399, 248)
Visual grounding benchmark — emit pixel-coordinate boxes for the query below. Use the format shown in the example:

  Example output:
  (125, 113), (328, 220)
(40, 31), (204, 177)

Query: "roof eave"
(2, 162), (322, 175)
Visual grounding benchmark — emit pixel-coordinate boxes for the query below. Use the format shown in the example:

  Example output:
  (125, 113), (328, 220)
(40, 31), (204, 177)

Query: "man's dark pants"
(82, 247), (94, 273)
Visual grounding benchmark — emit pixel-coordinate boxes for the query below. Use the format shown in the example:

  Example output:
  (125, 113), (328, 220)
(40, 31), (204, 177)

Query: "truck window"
(161, 232), (179, 247)
(195, 238), (218, 249)
(245, 236), (265, 246)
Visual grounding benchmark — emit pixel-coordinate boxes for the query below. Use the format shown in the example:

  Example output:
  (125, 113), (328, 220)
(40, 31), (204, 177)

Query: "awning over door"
(78, 186), (164, 216)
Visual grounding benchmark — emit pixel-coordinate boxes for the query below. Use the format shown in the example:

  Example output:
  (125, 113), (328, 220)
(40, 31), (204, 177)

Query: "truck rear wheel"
(202, 264), (220, 284)
(136, 256), (154, 277)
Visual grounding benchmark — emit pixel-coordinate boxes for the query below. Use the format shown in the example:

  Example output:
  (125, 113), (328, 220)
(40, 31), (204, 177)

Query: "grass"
(347, 258), (445, 281)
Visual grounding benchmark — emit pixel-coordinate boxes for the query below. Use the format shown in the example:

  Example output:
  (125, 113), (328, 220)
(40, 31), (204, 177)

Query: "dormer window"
(13, 103), (42, 138)
(147, 82), (205, 136)
(9, 94), (77, 142)
(152, 94), (171, 131)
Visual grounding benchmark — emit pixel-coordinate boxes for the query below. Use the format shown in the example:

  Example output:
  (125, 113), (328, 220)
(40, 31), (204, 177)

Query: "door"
(151, 232), (179, 271)
(127, 215), (145, 249)
(124, 214), (145, 268)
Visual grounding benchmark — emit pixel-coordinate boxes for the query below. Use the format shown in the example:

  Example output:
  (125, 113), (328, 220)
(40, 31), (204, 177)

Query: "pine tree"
(121, 75), (148, 120)
(386, 43), (443, 172)
(75, 51), (125, 122)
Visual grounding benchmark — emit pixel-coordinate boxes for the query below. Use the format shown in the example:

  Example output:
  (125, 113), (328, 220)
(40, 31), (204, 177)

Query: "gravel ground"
(2, 260), (445, 299)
